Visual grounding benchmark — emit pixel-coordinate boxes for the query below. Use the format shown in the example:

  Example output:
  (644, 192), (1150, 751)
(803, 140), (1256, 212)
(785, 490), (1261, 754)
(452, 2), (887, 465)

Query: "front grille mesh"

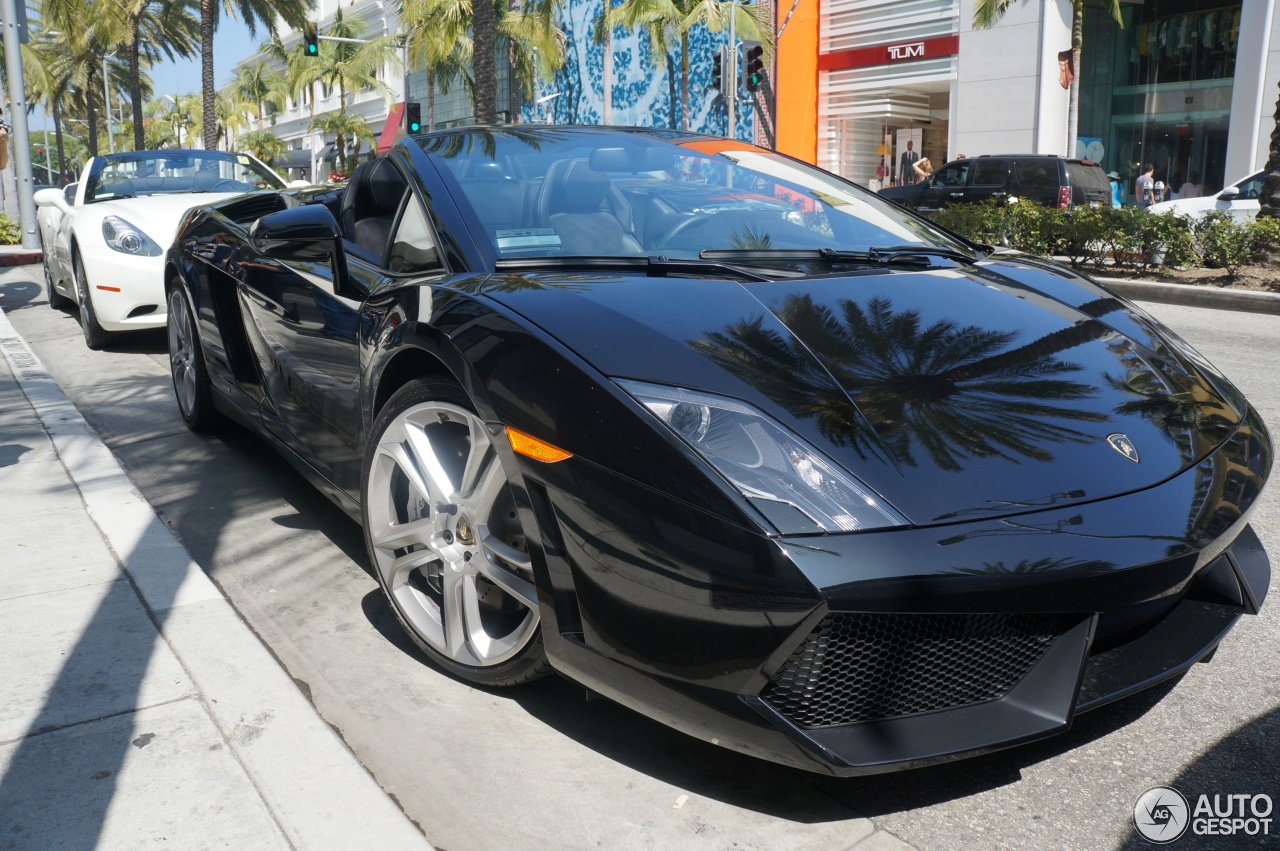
(762, 612), (1074, 728)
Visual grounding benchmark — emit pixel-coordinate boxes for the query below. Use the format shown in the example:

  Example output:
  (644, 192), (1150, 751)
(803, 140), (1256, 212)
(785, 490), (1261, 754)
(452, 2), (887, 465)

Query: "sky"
(149, 17), (261, 99)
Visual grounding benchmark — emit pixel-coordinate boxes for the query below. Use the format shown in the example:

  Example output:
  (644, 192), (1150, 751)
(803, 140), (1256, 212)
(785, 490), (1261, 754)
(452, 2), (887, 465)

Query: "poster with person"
(896, 128), (923, 186)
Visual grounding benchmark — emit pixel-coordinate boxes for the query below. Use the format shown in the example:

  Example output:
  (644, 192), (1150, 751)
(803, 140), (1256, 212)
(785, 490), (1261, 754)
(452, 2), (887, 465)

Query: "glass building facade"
(1078, 1), (1244, 198)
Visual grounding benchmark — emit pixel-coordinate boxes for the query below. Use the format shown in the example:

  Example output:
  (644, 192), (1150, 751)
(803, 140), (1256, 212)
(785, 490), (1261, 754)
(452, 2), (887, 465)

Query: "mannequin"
(899, 140), (920, 186)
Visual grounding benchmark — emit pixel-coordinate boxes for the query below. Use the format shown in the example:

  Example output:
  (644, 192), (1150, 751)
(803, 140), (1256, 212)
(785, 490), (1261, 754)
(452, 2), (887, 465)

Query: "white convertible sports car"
(35, 149), (288, 349)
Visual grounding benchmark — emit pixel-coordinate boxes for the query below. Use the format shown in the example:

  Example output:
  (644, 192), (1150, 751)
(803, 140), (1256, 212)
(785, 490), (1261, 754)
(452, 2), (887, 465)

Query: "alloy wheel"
(366, 401), (539, 667)
(168, 290), (197, 420)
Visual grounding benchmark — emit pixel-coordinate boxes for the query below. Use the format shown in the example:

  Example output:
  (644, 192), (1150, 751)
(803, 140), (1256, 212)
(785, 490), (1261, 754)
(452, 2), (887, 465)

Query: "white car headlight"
(618, 380), (907, 534)
(102, 215), (162, 256)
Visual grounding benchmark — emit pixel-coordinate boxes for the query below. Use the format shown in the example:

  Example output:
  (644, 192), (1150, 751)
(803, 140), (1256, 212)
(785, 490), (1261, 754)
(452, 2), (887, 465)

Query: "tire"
(167, 287), (220, 432)
(362, 378), (550, 686)
(73, 247), (113, 350)
(44, 250), (72, 311)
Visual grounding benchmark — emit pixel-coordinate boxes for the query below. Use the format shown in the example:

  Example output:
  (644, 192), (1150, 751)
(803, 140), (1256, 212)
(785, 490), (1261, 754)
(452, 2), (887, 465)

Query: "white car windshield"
(84, 150), (285, 203)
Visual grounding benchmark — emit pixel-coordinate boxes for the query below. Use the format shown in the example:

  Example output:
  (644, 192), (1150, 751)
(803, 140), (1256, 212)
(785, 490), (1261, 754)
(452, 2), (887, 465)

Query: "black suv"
(878, 155), (1111, 212)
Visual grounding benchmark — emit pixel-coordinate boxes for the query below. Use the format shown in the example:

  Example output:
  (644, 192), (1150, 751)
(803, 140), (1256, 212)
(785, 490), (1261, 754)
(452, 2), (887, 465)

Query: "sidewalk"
(0, 304), (429, 848)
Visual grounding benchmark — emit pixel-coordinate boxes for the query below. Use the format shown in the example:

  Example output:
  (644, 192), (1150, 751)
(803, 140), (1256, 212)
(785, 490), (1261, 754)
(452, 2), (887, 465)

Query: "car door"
(920, 160), (970, 211)
(240, 164), (446, 491)
(963, 158), (1010, 205)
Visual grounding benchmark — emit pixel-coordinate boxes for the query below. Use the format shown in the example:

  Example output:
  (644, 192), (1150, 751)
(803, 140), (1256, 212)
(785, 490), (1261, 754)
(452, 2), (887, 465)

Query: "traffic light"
(742, 41), (765, 91)
(303, 24), (319, 57)
(710, 47), (724, 94)
(405, 102), (421, 134)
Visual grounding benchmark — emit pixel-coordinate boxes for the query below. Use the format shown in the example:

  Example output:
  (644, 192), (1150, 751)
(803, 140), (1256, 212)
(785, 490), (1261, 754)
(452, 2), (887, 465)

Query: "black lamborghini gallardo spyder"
(165, 126), (1270, 776)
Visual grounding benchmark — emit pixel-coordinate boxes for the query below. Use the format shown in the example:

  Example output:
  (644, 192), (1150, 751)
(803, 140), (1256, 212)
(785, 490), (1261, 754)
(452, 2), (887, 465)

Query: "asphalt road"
(3, 265), (1277, 851)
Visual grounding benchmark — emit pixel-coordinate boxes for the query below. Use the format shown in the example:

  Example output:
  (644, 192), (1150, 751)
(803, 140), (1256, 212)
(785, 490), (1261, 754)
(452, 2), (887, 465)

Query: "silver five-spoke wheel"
(364, 381), (547, 684)
(169, 290), (198, 420)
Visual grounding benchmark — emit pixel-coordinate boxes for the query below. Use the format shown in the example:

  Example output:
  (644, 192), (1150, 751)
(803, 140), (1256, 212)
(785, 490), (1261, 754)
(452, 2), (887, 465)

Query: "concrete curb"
(0, 307), (431, 850)
(0, 249), (41, 267)
(1095, 276), (1280, 315)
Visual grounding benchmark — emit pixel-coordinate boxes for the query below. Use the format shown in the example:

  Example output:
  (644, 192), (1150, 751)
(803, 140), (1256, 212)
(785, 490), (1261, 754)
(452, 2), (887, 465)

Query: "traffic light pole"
(1, 0), (38, 247)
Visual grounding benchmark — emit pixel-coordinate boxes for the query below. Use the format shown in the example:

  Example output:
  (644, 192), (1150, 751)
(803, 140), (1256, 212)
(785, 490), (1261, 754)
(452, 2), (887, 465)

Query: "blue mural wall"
(519, 0), (756, 142)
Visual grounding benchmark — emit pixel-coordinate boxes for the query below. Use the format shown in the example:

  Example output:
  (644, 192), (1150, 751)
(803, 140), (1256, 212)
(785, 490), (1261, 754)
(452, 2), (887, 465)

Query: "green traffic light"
(308, 44), (316, 54)
(409, 123), (420, 132)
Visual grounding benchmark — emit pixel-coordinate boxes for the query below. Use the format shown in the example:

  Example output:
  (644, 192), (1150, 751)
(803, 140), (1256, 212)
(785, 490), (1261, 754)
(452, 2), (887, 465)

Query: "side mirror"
(1217, 186), (1241, 200)
(34, 187), (70, 212)
(250, 204), (348, 284)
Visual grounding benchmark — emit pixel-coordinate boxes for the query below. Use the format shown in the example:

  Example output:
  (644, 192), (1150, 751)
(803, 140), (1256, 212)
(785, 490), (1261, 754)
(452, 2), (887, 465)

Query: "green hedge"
(925, 199), (1276, 276)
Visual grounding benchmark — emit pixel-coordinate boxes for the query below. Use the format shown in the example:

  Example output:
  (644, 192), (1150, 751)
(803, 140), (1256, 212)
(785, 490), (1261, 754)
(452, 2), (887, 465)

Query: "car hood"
(482, 260), (1245, 526)
(77, 192), (245, 247)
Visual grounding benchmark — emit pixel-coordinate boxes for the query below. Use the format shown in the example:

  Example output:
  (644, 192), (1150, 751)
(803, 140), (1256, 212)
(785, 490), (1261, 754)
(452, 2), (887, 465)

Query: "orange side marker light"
(505, 426), (572, 463)
(96, 285), (122, 292)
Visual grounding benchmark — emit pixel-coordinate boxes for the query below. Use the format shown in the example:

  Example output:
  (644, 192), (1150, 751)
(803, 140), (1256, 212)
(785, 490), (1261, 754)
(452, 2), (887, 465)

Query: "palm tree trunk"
(309, 81), (317, 182)
(200, 0), (218, 150)
(85, 61), (100, 157)
(130, 24), (145, 151)
(53, 101), (67, 183)
(680, 31), (689, 132)
(602, 0), (612, 124)
(1067, 1), (1082, 157)
(472, 0), (497, 123)
(427, 69), (436, 132)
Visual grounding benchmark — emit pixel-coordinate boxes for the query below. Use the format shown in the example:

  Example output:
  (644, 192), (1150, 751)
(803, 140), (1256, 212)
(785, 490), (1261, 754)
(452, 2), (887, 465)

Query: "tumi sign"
(818, 34), (959, 72)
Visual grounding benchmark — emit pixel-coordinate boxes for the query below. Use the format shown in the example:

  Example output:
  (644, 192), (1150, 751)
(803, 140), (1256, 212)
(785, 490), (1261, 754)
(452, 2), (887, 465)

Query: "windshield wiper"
(492, 254), (797, 282)
(702, 245), (984, 266)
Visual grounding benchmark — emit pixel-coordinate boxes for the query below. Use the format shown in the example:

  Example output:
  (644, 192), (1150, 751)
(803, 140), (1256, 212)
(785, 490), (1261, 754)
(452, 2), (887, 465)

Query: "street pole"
(1, 0), (39, 247)
(42, 109), (52, 182)
(103, 53), (115, 154)
(727, 6), (736, 139)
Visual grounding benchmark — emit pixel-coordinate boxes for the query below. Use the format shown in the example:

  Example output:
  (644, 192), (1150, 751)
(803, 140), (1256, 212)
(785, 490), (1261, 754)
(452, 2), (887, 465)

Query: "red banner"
(818, 34), (959, 73)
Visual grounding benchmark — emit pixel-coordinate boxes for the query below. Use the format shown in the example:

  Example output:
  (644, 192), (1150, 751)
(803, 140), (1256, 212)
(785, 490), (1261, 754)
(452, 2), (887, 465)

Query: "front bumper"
(534, 407), (1271, 776)
(79, 245), (167, 331)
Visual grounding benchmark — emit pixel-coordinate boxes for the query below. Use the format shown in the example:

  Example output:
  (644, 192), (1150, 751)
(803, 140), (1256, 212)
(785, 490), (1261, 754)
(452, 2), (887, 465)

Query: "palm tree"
(124, 0), (201, 151)
(593, 0), (614, 124)
(311, 110), (374, 173)
(974, 0), (1121, 159)
(238, 128), (286, 163)
(400, 0), (471, 131)
(502, 0), (565, 113)
(315, 10), (400, 110)
(41, 0), (123, 157)
(197, 0), (311, 150)
(609, 0), (771, 131)
(232, 60), (287, 123)
(1260, 82), (1280, 219)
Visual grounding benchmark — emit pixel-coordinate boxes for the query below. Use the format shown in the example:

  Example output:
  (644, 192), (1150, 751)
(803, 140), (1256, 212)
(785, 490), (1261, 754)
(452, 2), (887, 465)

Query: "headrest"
(550, 159), (609, 213)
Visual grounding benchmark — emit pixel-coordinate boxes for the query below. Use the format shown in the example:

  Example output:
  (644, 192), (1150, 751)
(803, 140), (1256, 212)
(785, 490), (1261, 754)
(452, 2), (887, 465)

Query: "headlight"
(101, 215), (162, 256)
(618, 380), (907, 534)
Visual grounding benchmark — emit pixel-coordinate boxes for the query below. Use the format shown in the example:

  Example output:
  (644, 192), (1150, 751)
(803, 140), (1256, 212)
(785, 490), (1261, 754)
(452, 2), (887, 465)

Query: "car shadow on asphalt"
(1117, 705), (1280, 849)
(357, 582), (1184, 823)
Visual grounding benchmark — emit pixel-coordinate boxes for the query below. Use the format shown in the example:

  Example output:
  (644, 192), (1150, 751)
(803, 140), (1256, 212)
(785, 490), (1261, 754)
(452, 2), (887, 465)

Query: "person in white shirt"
(1178, 172), (1203, 199)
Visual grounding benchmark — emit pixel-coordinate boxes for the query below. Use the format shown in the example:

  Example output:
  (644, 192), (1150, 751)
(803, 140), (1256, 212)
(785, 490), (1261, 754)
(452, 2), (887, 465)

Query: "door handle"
(949, 192), (964, 198)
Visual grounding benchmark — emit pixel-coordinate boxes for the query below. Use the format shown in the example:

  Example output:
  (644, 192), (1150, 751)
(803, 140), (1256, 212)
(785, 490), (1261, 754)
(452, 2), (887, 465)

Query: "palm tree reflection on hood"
(692, 294), (1110, 472)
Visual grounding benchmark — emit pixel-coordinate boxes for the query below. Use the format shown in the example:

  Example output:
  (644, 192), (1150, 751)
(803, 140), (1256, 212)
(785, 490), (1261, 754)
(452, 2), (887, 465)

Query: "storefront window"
(1078, 1), (1241, 201)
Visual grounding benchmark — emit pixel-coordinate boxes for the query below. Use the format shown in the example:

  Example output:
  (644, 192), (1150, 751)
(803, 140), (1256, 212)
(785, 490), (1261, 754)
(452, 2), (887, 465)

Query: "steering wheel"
(212, 179), (247, 192)
(657, 214), (710, 250)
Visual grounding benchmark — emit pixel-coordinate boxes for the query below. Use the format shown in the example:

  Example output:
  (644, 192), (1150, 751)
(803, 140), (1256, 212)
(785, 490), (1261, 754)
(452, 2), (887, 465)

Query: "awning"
(378, 102), (406, 154)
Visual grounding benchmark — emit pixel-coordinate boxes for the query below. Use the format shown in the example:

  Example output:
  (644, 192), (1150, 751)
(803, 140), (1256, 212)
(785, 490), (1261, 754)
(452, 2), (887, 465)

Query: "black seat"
(340, 159), (407, 260)
(535, 159), (642, 255)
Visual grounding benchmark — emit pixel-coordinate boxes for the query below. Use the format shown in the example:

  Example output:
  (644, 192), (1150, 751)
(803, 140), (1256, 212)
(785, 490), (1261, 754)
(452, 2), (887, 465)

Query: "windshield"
(421, 129), (967, 261)
(84, 150), (285, 203)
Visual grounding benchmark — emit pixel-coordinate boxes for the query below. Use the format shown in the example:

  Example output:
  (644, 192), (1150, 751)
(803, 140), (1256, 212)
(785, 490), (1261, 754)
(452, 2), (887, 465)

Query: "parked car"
(1147, 171), (1264, 223)
(878, 154), (1112, 212)
(34, 149), (288, 349)
(165, 126), (1270, 777)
